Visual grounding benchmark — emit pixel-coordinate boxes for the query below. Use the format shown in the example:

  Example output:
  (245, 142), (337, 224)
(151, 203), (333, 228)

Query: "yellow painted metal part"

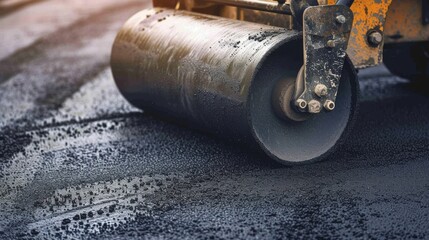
(327, 0), (392, 68)
(153, 0), (429, 69)
(384, 0), (429, 43)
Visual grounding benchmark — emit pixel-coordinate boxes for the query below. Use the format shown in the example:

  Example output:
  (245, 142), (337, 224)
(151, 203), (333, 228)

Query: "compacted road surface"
(0, 0), (428, 239)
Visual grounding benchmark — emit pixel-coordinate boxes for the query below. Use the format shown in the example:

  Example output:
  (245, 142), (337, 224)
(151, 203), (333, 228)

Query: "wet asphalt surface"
(0, 0), (429, 239)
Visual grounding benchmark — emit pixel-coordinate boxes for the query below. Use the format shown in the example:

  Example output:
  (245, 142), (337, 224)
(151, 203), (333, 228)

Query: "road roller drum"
(111, 8), (358, 164)
(111, 0), (429, 165)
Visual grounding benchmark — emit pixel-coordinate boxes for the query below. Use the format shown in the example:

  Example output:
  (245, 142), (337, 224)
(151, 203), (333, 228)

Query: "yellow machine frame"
(153, 0), (429, 69)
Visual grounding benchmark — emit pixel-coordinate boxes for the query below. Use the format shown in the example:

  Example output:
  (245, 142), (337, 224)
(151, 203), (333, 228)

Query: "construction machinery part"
(326, 0), (393, 69)
(289, 0), (318, 24)
(384, 42), (429, 84)
(167, 0), (395, 69)
(382, 0), (429, 84)
(111, 8), (359, 165)
(205, 0), (292, 15)
(296, 4), (353, 114)
(384, 0), (429, 44)
(336, 0), (354, 7)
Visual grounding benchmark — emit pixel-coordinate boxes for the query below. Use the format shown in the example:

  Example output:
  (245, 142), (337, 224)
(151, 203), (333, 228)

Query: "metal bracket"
(294, 5), (353, 114)
(290, 0), (319, 25)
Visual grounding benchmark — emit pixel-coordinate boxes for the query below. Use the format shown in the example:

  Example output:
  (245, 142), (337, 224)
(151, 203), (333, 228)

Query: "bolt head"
(295, 99), (307, 110)
(327, 40), (336, 48)
(308, 100), (322, 114)
(314, 84), (328, 97)
(368, 31), (383, 46)
(324, 100), (335, 111)
(336, 15), (346, 24)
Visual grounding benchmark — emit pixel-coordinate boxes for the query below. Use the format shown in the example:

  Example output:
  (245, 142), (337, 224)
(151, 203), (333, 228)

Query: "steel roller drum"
(111, 8), (359, 164)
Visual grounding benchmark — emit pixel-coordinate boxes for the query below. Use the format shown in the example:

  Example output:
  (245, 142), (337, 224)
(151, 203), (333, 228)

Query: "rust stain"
(327, 0), (392, 68)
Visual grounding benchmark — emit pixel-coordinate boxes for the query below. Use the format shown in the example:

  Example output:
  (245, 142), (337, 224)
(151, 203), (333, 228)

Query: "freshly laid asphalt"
(0, 0), (428, 239)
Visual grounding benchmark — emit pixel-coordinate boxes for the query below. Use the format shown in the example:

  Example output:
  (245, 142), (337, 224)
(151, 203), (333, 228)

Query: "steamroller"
(111, 0), (429, 165)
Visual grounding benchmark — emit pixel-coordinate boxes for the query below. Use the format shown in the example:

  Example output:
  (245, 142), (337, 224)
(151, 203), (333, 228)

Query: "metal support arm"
(294, 4), (354, 114)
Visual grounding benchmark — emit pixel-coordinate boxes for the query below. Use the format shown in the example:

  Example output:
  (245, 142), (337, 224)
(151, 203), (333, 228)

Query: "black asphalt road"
(0, 1), (428, 239)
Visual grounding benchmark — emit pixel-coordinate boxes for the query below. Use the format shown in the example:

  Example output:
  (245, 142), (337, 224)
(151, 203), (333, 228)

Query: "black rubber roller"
(111, 8), (359, 165)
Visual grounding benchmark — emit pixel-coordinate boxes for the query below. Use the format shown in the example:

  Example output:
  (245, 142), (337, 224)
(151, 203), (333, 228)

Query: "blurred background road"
(0, 0), (428, 239)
